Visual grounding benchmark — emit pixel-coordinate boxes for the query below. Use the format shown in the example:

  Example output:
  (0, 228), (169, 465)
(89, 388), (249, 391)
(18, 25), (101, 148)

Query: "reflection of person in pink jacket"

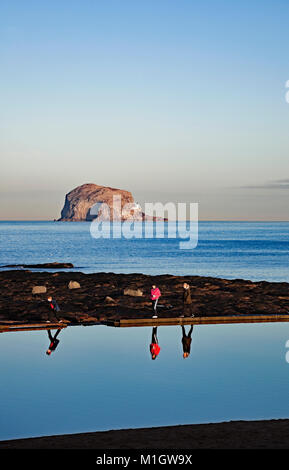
(150, 327), (160, 360)
(150, 285), (161, 318)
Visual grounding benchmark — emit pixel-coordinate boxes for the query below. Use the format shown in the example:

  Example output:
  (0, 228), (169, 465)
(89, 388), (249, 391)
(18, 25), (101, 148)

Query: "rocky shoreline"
(0, 269), (289, 324)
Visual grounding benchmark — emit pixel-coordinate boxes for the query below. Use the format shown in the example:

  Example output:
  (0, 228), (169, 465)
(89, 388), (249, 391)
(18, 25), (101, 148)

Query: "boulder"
(68, 281), (81, 289)
(123, 288), (143, 297)
(32, 286), (47, 294)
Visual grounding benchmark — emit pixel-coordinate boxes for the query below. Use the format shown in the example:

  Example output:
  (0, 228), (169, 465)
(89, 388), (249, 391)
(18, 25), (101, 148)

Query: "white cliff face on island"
(58, 183), (145, 221)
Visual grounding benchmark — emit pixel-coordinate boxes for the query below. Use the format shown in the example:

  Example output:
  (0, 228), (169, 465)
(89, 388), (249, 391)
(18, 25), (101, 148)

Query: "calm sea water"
(0, 220), (289, 281)
(1, 322), (289, 441)
(1, 221), (289, 441)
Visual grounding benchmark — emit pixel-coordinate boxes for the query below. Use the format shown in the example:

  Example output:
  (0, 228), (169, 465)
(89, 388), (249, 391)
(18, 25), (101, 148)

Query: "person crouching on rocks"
(150, 285), (161, 318)
(47, 296), (62, 323)
(180, 283), (195, 318)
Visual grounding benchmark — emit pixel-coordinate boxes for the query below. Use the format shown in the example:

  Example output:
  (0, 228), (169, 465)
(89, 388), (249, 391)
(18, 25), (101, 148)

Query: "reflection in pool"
(1, 322), (289, 441)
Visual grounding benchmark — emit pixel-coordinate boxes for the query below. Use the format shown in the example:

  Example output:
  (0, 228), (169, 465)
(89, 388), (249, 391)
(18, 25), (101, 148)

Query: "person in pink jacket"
(150, 285), (161, 318)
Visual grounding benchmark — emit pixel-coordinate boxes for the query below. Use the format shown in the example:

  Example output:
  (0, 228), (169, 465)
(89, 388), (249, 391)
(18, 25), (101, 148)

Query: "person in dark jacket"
(180, 283), (195, 318)
(47, 296), (61, 323)
(150, 327), (161, 360)
(46, 329), (61, 355)
(181, 325), (193, 359)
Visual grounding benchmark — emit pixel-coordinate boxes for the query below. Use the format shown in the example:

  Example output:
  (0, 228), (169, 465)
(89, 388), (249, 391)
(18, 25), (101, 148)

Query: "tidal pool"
(1, 322), (289, 441)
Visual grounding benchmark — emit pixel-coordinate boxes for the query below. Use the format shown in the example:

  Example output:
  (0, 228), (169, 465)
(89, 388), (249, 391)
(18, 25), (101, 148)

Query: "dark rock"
(3, 262), (74, 269)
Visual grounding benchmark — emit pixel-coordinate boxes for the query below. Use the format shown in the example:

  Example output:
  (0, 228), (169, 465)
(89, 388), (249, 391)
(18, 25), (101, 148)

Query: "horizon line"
(1, 219), (289, 223)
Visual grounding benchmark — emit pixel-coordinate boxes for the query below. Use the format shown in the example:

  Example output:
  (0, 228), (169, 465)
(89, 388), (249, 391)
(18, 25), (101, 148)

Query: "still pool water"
(1, 322), (289, 441)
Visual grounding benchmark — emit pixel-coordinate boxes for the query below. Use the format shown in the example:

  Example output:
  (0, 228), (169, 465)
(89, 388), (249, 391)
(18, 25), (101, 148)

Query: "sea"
(0, 220), (289, 282)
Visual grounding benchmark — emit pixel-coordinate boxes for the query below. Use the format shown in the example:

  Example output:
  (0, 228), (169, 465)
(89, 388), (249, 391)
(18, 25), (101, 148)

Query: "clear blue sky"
(1, 0), (289, 220)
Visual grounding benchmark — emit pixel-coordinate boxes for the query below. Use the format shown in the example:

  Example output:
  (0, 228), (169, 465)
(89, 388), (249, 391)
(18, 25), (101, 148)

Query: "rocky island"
(58, 183), (164, 222)
(58, 183), (137, 221)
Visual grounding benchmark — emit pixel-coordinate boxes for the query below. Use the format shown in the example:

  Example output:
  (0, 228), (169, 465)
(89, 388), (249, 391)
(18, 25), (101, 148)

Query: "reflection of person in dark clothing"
(46, 329), (61, 356)
(150, 327), (161, 360)
(181, 325), (193, 359)
(180, 283), (195, 318)
(47, 296), (61, 323)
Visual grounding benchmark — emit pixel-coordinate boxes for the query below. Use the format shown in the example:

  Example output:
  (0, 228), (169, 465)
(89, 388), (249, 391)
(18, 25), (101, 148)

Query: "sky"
(1, 0), (289, 220)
